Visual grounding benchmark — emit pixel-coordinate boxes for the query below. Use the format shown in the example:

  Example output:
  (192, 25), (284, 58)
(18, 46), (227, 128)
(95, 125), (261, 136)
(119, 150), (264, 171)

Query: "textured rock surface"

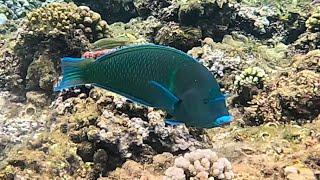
(0, 0), (320, 179)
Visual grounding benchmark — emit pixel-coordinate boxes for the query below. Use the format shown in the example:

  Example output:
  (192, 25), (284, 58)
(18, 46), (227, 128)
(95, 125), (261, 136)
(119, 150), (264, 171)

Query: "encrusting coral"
(291, 49), (320, 73)
(155, 21), (202, 51)
(109, 16), (162, 42)
(293, 5), (320, 52)
(73, 0), (138, 23)
(242, 70), (320, 126)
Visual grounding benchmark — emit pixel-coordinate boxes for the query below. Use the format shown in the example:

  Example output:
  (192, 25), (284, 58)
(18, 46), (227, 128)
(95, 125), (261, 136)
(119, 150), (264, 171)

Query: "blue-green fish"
(54, 44), (232, 128)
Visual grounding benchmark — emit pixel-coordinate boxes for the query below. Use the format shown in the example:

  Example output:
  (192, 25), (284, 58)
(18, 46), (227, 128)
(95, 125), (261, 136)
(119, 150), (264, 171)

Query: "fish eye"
(203, 99), (209, 104)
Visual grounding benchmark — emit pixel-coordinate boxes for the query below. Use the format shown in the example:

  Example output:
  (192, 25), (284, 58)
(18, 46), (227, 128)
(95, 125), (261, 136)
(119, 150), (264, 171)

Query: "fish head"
(174, 88), (232, 128)
(205, 95), (233, 127)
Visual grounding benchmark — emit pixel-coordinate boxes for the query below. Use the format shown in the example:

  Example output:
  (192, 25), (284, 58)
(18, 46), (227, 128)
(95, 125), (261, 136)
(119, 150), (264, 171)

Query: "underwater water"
(0, 0), (320, 179)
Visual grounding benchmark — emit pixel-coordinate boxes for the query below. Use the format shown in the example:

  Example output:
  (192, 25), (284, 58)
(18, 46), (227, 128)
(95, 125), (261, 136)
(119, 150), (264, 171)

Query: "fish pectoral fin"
(148, 81), (180, 113)
(165, 119), (184, 126)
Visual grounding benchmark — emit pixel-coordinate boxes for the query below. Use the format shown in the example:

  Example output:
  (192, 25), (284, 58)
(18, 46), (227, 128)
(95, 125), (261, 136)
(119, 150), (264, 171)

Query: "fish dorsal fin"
(148, 81), (180, 114)
(94, 43), (199, 63)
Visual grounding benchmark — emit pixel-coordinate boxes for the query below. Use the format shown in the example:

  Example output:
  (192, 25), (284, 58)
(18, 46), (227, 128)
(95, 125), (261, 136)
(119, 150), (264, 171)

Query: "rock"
(152, 152), (174, 169)
(0, 13), (7, 25)
(93, 149), (108, 164)
(284, 166), (298, 175)
(25, 91), (48, 107)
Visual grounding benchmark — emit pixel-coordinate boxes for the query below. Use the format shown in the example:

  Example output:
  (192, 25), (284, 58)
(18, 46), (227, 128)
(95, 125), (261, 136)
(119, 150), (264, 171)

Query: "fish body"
(55, 44), (232, 128)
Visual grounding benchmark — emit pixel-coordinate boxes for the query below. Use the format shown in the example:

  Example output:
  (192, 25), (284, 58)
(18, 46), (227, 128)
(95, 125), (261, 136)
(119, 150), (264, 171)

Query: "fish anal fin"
(165, 119), (184, 126)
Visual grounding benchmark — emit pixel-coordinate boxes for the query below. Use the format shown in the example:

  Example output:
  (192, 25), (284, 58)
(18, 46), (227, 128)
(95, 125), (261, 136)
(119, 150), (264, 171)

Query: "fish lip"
(213, 115), (233, 127)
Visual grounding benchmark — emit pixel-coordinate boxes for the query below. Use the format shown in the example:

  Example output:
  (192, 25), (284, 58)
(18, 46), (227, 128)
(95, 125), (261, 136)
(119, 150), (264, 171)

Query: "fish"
(92, 33), (139, 50)
(54, 44), (233, 128)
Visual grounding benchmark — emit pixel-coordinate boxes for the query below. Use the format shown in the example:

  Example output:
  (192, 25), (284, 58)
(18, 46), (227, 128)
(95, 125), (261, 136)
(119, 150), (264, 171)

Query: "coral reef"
(187, 34), (292, 92)
(52, 88), (209, 176)
(164, 149), (234, 180)
(177, 0), (236, 39)
(0, 91), (51, 166)
(206, 119), (320, 179)
(73, 0), (138, 23)
(133, 0), (177, 21)
(109, 16), (162, 42)
(25, 2), (110, 42)
(0, 131), (84, 179)
(293, 5), (320, 53)
(233, 67), (267, 105)
(0, 0), (52, 22)
(292, 49), (320, 73)
(0, 2), (114, 94)
(188, 37), (244, 76)
(108, 160), (163, 179)
(155, 22), (202, 51)
(284, 163), (316, 180)
(25, 54), (58, 93)
(187, 36), (257, 91)
(1, 0), (320, 179)
(242, 70), (320, 125)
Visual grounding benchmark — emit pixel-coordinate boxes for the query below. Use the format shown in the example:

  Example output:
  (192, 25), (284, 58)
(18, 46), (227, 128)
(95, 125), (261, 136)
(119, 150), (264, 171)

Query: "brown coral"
(292, 50), (320, 73)
(155, 21), (202, 51)
(243, 70), (320, 125)
(25, 2), (110, 42)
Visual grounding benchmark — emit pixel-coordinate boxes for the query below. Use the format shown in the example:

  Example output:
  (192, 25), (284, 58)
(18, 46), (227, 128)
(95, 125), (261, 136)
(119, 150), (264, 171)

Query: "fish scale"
(88, 48), (181, 103)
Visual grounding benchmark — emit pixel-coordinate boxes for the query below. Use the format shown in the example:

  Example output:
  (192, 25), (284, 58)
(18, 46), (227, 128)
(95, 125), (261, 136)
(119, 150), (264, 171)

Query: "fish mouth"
(214, 115), (233, 127)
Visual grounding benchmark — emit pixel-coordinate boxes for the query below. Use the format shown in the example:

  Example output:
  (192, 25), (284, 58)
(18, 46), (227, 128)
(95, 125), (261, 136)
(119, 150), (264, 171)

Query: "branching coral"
(164, 149), (234, 180)
(233, 67), (267, 105)
(187, 37), (244, 78)
(234, 67), (267, 89)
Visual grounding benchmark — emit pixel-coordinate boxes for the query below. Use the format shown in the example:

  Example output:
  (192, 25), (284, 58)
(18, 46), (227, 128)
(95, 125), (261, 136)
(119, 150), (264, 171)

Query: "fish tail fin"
(54, 57), (93, 92)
